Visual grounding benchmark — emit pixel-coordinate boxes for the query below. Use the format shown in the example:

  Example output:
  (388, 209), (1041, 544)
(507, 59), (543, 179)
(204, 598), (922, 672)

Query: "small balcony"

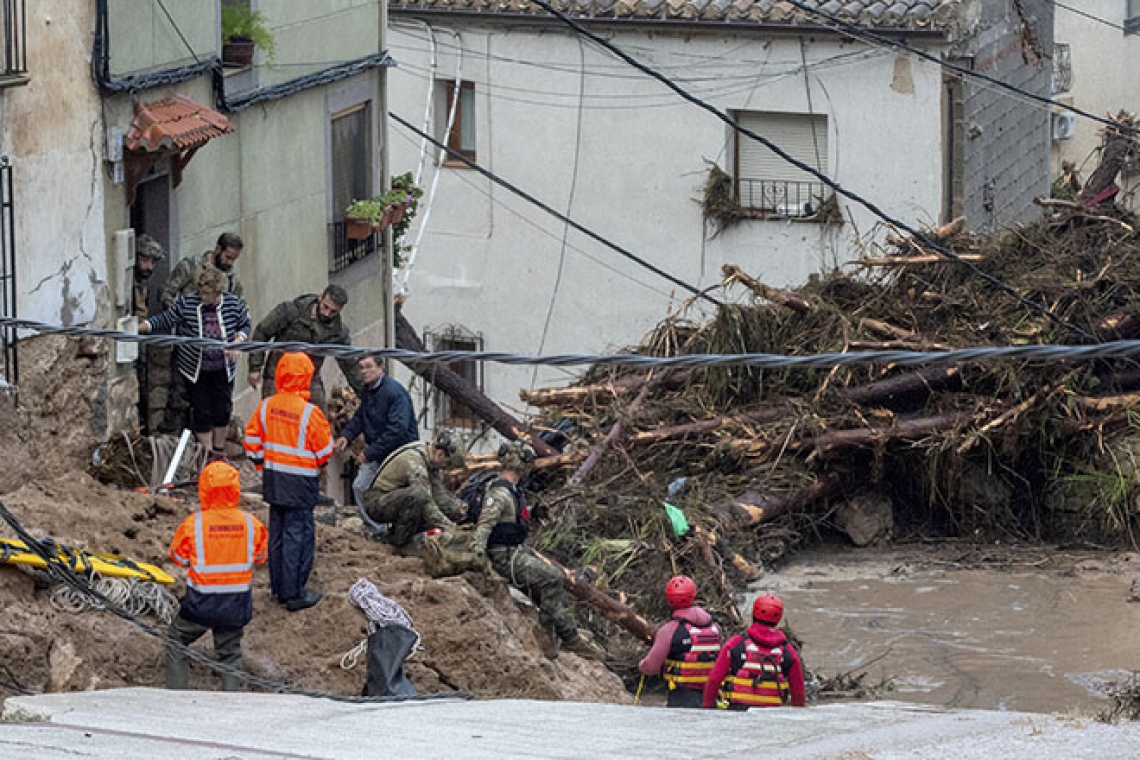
(327, 220), (384, 273)
(737, 179), (836, 222)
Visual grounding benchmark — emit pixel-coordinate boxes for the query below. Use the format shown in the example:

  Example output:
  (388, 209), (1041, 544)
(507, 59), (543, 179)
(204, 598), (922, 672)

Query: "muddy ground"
(0, 471), (627, 702)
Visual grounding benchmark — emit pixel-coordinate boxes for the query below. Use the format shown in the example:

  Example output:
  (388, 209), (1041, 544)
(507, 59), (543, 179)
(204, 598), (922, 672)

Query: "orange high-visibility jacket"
(244, 352), (333, 508)
(169, 462), (268, 628)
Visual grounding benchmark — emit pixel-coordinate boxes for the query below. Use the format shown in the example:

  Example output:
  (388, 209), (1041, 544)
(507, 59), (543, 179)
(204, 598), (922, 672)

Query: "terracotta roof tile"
(125, 94), (235, 153)
(390, 0), (959, 30)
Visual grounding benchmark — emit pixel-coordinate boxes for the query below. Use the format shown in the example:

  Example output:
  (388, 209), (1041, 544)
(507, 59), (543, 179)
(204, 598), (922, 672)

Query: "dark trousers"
(667, 687), (704, 708)
(164, 613), (243, 691)
(269, 505), (315, 602)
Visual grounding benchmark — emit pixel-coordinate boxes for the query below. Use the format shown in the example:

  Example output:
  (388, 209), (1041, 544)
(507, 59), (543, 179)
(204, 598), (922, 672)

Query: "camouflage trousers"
(363, 485), (453, 548)
(488, 545), (577, 643)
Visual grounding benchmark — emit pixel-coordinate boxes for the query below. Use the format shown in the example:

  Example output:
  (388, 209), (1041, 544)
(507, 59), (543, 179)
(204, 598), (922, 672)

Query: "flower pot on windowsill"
(345, 217), (374, 241)
(223, 38), (255, 67)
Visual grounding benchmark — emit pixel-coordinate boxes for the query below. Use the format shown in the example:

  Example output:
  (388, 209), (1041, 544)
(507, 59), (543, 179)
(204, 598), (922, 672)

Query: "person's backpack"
(457, 471), (499, 525)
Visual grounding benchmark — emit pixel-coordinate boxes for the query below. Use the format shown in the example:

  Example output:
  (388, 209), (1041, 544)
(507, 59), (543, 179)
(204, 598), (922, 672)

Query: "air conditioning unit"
(1052, 112), (1076, 141)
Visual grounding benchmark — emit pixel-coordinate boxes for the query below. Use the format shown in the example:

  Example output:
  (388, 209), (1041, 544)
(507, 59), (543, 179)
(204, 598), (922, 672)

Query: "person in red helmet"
(638, 575), (723, 708)
(702, 593), (806, 709)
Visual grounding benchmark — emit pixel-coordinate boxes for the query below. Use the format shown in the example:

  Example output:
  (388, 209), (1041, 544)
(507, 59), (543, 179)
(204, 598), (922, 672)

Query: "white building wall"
(387, 21), (945, 417)
(1052, 2), (1140, 198)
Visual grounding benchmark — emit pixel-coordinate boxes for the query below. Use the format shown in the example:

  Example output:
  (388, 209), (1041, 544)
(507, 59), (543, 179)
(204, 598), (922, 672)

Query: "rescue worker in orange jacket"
(702, 594), (807, 709)
(638, 575), (723, 708)
(243, 352), (333, 612)
(166, 461), (268, 691)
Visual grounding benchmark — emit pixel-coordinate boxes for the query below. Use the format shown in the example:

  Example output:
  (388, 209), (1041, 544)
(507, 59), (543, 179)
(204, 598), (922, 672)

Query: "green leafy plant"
(221, 6), (277, 65)
(387, 172), (425, 264)
(344, 198), (386, 227)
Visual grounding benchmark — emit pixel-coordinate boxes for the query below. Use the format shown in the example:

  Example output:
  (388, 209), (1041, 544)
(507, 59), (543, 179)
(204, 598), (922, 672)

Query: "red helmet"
(752, 594), (784, 625)
(665, 575), (697, 609)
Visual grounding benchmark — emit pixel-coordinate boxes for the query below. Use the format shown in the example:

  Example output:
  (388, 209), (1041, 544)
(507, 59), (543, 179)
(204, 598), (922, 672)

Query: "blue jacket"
(341, 374), (418, 464)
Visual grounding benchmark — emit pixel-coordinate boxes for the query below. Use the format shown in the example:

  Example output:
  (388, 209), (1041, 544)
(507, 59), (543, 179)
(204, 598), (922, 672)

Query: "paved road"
(3, 688), (1138, 758)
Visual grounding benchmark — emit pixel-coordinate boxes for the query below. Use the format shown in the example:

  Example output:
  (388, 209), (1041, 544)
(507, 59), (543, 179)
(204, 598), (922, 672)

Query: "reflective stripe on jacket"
(721, 638), (790, 708)
(663, 618), (723, 691)
(169, 504), (267, 629)
(244, 353), (333, 508)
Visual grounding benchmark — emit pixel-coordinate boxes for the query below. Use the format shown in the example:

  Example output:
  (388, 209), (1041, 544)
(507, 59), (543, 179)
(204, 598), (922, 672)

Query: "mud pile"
(0, 472), (626, 702)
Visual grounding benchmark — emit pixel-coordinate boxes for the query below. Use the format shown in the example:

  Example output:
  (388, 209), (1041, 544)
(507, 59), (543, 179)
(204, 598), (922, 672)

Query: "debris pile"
(523, 201), (1140, 636)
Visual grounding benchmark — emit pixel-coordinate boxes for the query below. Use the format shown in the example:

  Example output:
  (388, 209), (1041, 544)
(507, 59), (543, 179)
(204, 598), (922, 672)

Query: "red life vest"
(719, 636), (790, 708)
(662, 617), (723, 692)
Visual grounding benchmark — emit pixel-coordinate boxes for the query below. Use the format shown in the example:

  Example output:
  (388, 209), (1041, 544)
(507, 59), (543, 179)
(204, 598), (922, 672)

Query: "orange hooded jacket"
(169, 461), (268, 628)
(243, 352), (333, 508)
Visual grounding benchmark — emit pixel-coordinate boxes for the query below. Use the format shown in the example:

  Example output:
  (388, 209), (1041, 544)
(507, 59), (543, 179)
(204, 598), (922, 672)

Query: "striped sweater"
(147, 292), (252, 382)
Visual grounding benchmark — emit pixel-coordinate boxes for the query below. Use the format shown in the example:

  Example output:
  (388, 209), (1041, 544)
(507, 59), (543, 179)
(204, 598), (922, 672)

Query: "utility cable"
(781, 0), (1137, 138)
(154, 0), (202, 64)
(1051, 0), (1124, 31)
(388, 111), (721, 305)
(6, 315), (1140, 371)
(0, 498), (469, 704)
(526, 0), (1092, 340)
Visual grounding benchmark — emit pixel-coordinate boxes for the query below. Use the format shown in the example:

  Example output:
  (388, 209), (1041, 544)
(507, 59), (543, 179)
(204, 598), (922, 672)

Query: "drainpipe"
(379, 0), (395, 366)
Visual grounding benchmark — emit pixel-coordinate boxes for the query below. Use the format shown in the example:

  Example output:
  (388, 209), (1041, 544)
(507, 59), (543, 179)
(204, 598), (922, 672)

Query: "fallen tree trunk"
(722, 264), (813, 315)
(1096, 311), (1140, 341)
(630, 407), (789, 445)
(857, 254), (983, 267)
(454, 451), (584, 476)
(570, 383), (653, 485)
(727, 413), (972, 460)
(395, 309), (556, 458)
(521, 370), (692, 407)
(728, 472), (843, 526)
(534, 549), (656, 644)
(843, 366), (962, 407)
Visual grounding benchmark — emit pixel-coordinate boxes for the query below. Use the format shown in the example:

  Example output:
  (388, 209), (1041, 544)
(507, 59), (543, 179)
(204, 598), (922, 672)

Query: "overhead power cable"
(781, 0), (1137, 138)
(4, 315), (1140, 371)
(1051, 0), (1124, 31)
(525, 0), (1091, 340)
(388, 111), (720, 305)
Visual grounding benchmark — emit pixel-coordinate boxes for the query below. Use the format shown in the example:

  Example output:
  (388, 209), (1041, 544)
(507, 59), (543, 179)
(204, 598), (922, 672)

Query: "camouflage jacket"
(248, 294), (363, 393)
(471, 480), (520, 554)
(132, 275), (150, 319)
(371, 442), (462, 517)
(160, 251), (244, 308)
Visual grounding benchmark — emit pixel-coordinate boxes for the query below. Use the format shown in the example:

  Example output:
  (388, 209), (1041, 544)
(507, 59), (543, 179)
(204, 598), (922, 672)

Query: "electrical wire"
(1051, 0), (1125, 31)
(389, 111), (720, 304)
(525, 0), (1090, 340)
(154, 0), (201, 64)
(388, 120), (675, 299)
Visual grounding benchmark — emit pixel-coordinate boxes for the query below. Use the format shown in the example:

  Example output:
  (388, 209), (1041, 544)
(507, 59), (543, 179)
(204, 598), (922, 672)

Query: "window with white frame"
(436, 80), (476, 164)
(733, 110), (832, 220)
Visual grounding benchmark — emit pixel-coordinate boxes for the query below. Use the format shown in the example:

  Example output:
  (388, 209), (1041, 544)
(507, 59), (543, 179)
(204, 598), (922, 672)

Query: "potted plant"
(221, 6), (277, 67)
(344, 198), (385, 240)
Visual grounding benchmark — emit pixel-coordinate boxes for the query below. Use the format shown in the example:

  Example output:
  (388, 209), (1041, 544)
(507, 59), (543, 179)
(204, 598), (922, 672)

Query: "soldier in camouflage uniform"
(155, 233), (244, 433)
(247, 285), (364, 411)
(133, 234), (165, 431)
(361, 431), (464, 550)
(470, 441), (602, 660)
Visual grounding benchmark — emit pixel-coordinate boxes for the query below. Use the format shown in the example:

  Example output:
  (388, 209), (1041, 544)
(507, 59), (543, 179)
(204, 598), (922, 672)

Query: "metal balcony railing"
(1, 0), (26, 76)
(0, 156), (17, 390)
(737, 178), (832, 220)
(327, 220), (383, 273)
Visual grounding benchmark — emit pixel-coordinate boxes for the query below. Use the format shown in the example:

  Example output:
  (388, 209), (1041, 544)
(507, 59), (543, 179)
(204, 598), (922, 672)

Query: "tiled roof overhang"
(125, 94), (234, 153)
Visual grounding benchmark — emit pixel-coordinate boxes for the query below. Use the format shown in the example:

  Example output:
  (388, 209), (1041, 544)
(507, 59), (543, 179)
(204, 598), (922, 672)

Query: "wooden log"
(728, 472), (843, 526)
(692, 526), (741, 623)
(521, 370), (692, 407)
(722, 264), (813, 315)
(569, 383), (653, 486)
(395, 309), (556, 458)
(842, 366), (962, 407)
(810, 413), (972, 456)
(533, 549), (656, 644)
(1079, 118), (1135, 206)
(1096, 311), (1140, 341)
(856, 254), (983, 267)
(630, 407), (788, 445)
(1074, 392), (1140, 413)
(451, 451), (584, 477)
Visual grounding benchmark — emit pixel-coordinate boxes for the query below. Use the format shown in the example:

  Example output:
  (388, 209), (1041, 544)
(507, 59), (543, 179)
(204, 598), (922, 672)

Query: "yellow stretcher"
(0, 537), (174, 584)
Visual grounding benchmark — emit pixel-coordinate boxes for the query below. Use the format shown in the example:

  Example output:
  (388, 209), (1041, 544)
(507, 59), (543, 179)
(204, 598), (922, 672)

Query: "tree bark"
(534, 549), (656, 644)
(728, 472), (843, 526)
(569, 383), (652, 485)
(1079, 126), (1134, 206)
(842, 366), (962, 408)
(722, 265), (813, 315)
(521, 370), (692, 407)
(629, 407), (788, 445)
(1096, 311), (1140, 341)
(394, 309), (556, 458)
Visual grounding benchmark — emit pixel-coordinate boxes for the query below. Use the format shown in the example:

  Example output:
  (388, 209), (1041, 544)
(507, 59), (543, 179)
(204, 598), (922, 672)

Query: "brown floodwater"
(758, 547), (1140, 714)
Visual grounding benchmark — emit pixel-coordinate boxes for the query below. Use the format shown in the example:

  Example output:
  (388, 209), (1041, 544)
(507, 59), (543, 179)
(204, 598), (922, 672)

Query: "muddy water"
(759, 548), (1140, 714)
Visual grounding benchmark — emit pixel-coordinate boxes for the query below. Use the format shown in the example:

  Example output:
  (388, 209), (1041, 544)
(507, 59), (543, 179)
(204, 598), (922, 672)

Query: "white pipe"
(161, 428), (193, 489)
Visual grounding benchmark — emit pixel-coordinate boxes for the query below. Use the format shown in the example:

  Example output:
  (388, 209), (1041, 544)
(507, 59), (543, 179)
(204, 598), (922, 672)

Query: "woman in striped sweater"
(142, 266), (251, 458)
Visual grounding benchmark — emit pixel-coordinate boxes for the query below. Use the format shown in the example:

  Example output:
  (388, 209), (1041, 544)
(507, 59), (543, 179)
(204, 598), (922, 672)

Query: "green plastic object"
(662, 502), (690, 537)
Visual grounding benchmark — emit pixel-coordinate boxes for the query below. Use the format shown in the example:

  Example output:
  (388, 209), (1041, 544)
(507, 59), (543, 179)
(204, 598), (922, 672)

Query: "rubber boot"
(165, 650), (189, 690)
(220, 671), (241, 692)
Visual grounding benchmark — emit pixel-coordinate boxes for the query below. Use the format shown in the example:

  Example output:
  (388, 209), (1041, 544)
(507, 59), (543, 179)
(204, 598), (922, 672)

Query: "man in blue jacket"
(334, 354), (419, 510)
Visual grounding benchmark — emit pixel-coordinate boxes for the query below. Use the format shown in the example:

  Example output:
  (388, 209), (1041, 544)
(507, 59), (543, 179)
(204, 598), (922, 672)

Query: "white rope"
(341, 578), (423, 668)
(48, 571), (178, 623)
(340, 638), (369, 671)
